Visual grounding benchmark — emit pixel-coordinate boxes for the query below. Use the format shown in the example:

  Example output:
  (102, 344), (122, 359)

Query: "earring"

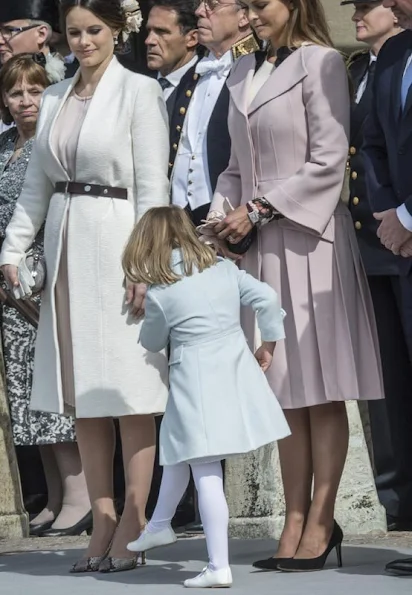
(113, 36), (119, 46)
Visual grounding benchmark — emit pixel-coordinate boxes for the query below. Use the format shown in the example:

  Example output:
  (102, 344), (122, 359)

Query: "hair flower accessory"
(121, 0), (143, 43)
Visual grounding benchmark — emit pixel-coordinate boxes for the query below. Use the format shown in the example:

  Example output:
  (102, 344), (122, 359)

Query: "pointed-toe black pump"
(41, 511), (93, 537)
(278, 521), (343, 573)
(253, 557), (292, 571)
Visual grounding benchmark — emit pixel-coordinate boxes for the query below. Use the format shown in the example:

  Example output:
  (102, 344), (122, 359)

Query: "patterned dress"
(0, 129), (75, 445)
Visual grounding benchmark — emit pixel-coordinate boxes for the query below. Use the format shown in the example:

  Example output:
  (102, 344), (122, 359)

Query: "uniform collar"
(158, 55), (199, 89)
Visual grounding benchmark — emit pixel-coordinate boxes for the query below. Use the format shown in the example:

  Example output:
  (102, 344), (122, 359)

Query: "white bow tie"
(195, 57), (230, 78)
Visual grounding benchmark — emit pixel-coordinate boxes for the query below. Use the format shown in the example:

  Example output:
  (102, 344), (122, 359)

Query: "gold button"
(349, 146), (356, 155)
(352, 197), (359, 206)
(179, 107), (186, 115)
(351, 171), (358, 180)
(186, 90), (192, 98)
(173, 143), (178, 150)
(193, 73), (199, 80)
(176, 125), (181, 132)
(355, 221), (362, 230)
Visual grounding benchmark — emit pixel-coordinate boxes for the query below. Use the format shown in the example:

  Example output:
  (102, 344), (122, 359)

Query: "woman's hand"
(254, 341), (277, 372)
(1, 265), (19, 290)
(214, 205), (253, 243)
(125, 280), (147, 318)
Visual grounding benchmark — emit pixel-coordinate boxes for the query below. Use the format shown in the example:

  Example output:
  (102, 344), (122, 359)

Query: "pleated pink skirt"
(241, 205), (385, 409)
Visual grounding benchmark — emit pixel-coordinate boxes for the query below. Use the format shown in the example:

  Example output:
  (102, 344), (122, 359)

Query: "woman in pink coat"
(210, 0), (384, 573)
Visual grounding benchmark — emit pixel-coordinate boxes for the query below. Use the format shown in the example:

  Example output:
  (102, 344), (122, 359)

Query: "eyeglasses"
(200, 0), (240, 13)
(0, 24), (39, 41)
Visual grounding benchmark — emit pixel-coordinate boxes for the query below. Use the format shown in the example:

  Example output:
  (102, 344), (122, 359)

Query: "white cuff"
(396, 204), (412, 232)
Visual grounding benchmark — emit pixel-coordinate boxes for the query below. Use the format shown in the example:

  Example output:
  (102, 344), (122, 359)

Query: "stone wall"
(0, 344), (28, 539)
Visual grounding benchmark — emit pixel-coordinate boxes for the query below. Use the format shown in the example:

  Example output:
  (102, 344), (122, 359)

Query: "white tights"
(147, 461), (229, 570)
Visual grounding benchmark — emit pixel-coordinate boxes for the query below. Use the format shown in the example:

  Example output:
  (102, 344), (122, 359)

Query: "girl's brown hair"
(284, 0), (333, 48)
(122, 206), (217, 286)
(0, 55), (50, 125)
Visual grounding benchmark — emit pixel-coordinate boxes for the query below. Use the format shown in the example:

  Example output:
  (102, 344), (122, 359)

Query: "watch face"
(249, 211), (260, 225)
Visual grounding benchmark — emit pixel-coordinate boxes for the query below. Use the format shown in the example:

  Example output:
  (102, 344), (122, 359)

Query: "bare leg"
(294, 402), (349, 559)
(50, 442), (91, 529)
(75, 418), (117, 558)
(109, 415), (156, 559)
(276, 408), (313, 558)
(30, 445), (62, 525)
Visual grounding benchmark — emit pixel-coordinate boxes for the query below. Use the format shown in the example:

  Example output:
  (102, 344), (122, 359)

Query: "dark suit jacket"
(168, 66), (231, 193)
(348, 50), (403, 275)
(362, 29), (412, 276)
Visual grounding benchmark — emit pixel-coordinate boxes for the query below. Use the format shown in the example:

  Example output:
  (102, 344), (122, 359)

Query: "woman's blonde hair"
(285, 0), (333, 48)
(122, 206), (217, 285)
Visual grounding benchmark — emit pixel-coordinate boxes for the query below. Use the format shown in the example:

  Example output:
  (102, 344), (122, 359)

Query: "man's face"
(195, 0), (248, 54)
(145, 7), (197, 76)
(352, 2), (399, 44)
(0, 20), (47, 65)
(383, 0), (412, 28)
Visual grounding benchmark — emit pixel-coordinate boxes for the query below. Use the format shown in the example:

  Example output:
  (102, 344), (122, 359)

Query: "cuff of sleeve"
(0, 253), (23, 267)
(261, 326), (286, 343)
(396, 204), (412, 232)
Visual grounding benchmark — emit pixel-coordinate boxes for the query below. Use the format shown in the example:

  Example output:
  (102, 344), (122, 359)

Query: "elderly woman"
(0, 54), (90, 537)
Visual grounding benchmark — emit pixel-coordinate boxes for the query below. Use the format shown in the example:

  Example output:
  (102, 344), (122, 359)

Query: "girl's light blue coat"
(140, 252), (291, 466)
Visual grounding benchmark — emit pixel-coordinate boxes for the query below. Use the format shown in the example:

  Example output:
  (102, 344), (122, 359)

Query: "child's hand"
(254, 341), (276, 372)
(125, 280), (147, 318)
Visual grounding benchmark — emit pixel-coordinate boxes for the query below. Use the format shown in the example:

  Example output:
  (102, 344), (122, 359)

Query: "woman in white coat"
(0, 0), (169, 573)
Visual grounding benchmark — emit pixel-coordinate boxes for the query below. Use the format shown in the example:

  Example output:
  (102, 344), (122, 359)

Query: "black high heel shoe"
(41, 511), (93, 537)
(29, 519), (55, 537)
(278, 521), (343, 572)
(252, 557), (292, 571)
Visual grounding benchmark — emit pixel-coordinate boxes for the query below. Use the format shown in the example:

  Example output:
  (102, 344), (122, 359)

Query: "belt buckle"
(63, 181), (69, 194)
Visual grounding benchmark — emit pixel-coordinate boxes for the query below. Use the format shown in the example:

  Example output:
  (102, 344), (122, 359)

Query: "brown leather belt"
(55, 182), (127, 200)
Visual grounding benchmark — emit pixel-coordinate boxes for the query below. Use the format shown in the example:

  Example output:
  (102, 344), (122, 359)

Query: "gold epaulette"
(231, 33), (260, 61)
(346, 49), (369, 69)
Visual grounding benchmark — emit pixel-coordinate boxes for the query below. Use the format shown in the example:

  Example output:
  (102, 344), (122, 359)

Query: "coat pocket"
(169, 345), (184, 366)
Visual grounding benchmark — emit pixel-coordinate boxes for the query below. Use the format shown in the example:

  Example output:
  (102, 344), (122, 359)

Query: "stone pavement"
(0, 535), (411, 595)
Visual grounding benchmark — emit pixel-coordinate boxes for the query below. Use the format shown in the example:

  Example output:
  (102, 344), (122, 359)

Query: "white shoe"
(127, 526), (177, 553)
(184, 566), (233, 588)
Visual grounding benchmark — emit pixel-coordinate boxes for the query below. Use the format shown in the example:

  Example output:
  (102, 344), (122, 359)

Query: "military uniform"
(347, 49), (402, 275)
(347, 46), (412, 528)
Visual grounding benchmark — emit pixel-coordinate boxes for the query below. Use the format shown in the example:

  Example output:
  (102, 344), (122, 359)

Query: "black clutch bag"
(226, 227), (257, 255)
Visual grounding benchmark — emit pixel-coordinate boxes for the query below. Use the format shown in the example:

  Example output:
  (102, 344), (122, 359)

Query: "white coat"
(0, 57), (169, 418)
(140, 252), (291, 466)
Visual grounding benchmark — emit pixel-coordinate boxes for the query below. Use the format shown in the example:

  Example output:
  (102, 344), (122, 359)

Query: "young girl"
(122, 206), (290, 588)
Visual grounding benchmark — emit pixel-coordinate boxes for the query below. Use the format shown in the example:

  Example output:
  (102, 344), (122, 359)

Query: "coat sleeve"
(210, 99), (243, 215)
(132, 77), (170, 221)
(361, 49), (400, 212)
(0, 121), (54, 267)
(231, 261), (285, 342)
(139, 291), (170, 352)
(263, 48), (350, 235)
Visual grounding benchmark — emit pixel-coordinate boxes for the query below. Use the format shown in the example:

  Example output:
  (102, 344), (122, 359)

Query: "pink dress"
(52, 92), (91, 413)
